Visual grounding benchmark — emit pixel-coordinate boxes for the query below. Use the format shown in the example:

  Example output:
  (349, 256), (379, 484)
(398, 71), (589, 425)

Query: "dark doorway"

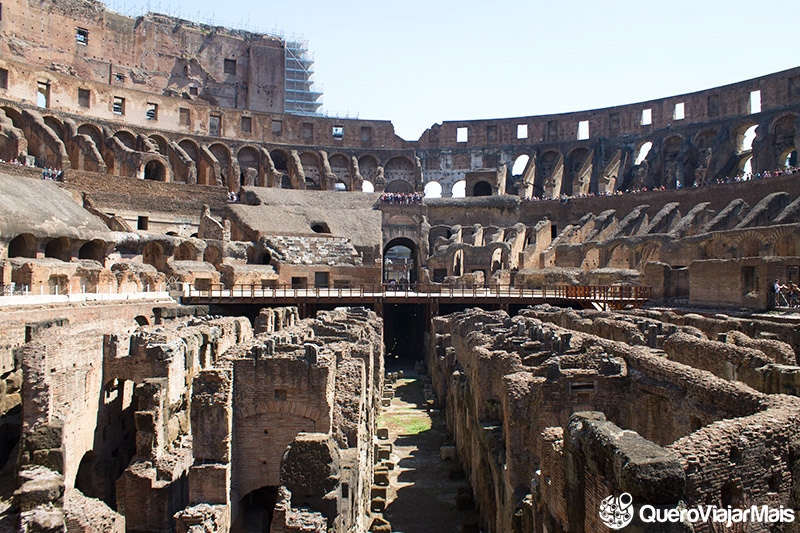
(234, 486), (279, 532)
(473, 180), (492, 196)
(383, 304), (426, 370)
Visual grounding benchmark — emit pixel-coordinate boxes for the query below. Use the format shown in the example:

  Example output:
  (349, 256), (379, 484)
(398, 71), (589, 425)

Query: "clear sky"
(107, 0), (798, 141)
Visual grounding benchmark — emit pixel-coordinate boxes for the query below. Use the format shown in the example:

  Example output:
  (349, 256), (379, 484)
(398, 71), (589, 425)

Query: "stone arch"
(0, 106), (24, 128)
(358, 155), (379, 185)
(8, 233), (37, 258)
(270, 149), (289, 173)
(384, 157), (415, 188)
(113, 130), (137, 150)
(635, 141), (653, 165)
(43, 116), (65, 141)
(77, 124), (104, 150)
(538, 150), (563, 198)
(178, 139), (199, 162)
(662, 135), (685, 188)
(384, 237), (418, 285)
(638, 243), (662, 269)
(142, 242), (166, 271)
(606, 244), (631, 269)
(702, 235), (732, 260)
(511, 154), (530, 176)
(774, 231), (799, 257)
(735, 123), (758, 153)
(451, 180), (466, 198)
(361, 180), (375, 193)
(148, 134), (168, 155)
(424, 181), (442, 198)
(732, 231), (766, 258)
(473, 181), (493, 197)
(174, 241), (199, 261)
(203, 245), (223, 267)
(565, 147), (591, 196)
(78, 240), (106, 262)
(384, 179), (414, 194)
(299, 152), (321, 189)
(209, 143), (233, 190)
(580, 247), (601, 270)
(143, 159), (167, 181)
(771, 114), (797, 168)
(238, 146), (261, 187)
(328, 154), (351, 189)
(45, 237), (71, 261)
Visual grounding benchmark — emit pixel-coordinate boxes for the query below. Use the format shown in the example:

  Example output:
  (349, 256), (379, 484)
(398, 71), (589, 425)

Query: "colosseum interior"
(1, 1), (800, 532)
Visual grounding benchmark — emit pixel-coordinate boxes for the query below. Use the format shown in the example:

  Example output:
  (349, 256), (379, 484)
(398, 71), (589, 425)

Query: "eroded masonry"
(2, 0), (800, 531)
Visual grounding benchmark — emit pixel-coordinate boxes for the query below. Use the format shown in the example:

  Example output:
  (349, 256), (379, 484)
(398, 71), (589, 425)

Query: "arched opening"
(281, 175), (294, 189)
(45, 237), (71, 262)
(8, 234), (37, 258)
(300, 152), (321, 189)
(358, 155), (379, 183)
(329, 154), (351, 188)
(606, 245), (631, 269)
(774, 234), (797, 257)
(238, 146), (260, 187)
(635, 142), (653, 165)
(490, 247), (504, 273)
(78, 240), (106, 262)
(384, 238), (417, 287)
(134, 315), (149, 326)
(451, 180), (466, 198)
(77, 124), (105, 151)
(43, 116), (65, 141)
(203, 246), (222, 267)
(310, 222), (331, 234)
(142, 242), (166, 271)
(782, 149), (798, 169)
(424, 181), (442, 198)
(210, 143), (232, 189)
(511, 154), (529, 176)
(113, 130), (137, 150)
(472, 181), (492, 196)
(148, 135), (168, 155)
(384, 180), (413, 194)
(174, 242), (197, 261)
(270, 150), (289, 173)
(235, 486), (280, 532)
(740, 156), (753, 177)
(739, 125), (758, 152)
(178, 139), (199, 162)
(384, 157), (415, 188)
(361, 180), (375, 193)
(334, 180), (347, 191)
(143, 160), (166, 181)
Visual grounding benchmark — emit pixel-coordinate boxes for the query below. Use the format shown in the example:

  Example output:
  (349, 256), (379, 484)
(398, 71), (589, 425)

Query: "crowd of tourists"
(379, 192), (424, 204)
(0, 157), (63, 181)
(523, 164), (799, 204)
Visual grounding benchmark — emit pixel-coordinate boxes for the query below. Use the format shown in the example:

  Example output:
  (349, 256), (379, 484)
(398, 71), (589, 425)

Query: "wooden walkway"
(182, 284), (651, 310)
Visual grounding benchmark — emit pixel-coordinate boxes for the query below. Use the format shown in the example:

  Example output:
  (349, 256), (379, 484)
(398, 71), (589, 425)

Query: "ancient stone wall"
(427, 307), (800, 533)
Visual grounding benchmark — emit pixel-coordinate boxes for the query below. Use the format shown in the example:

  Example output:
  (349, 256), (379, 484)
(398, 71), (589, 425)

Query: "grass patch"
(378, 413), (432, 435)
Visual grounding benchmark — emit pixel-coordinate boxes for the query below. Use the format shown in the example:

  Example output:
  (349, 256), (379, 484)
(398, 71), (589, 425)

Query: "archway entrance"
(383, 238), (417, 288)
(234, 486), (280, 532)
(472, 180), (492, 196)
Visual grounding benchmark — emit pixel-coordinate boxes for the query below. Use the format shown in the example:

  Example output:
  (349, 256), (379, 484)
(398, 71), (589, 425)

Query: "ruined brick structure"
(1, 0), (800, 531)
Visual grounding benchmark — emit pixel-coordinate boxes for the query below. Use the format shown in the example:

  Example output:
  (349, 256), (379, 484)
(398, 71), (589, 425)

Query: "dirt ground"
(379, 374), (481, 533)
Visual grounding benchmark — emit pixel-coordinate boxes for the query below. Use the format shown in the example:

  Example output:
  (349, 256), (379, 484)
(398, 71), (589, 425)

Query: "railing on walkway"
(184, 283), (652, 305)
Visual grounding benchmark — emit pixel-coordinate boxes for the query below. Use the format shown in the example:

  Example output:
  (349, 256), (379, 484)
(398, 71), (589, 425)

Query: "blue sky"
(108, 0), (798, 140)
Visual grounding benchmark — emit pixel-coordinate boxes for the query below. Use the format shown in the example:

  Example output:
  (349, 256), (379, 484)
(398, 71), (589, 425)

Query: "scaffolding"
(284, 40), (323, 116)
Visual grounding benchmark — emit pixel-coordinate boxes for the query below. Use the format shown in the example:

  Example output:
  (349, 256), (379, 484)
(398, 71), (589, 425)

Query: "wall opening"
(234, 486), (279, 532)
(144, 160), (166, 181)
(635, 142), (653, 165)
(8, 234), (37, 258)
(362, 180), (375, 193)
(37, 82), (50, 108)
(383, 304), (426, 370)
(641, 108), (652, 126)
(451, 180), (466, 198)
(673, 102), (685, 120)
(511, 155), (529, 176)
(456, 127), (468, 143)
(741, 125), (758, 152)
(424, 181), (442, 198)
(577, 120), (589, 140)
(516, 124), (528, 139)
(749, 90), (762, 114)
(473, 181), (492, 196)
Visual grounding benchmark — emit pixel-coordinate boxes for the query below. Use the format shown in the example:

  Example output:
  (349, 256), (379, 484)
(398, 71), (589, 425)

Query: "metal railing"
(184, 283), (652, 303)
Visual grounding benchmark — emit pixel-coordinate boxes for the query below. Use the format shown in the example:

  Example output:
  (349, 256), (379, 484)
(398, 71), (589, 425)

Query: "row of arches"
(8, 234), (107, 262)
